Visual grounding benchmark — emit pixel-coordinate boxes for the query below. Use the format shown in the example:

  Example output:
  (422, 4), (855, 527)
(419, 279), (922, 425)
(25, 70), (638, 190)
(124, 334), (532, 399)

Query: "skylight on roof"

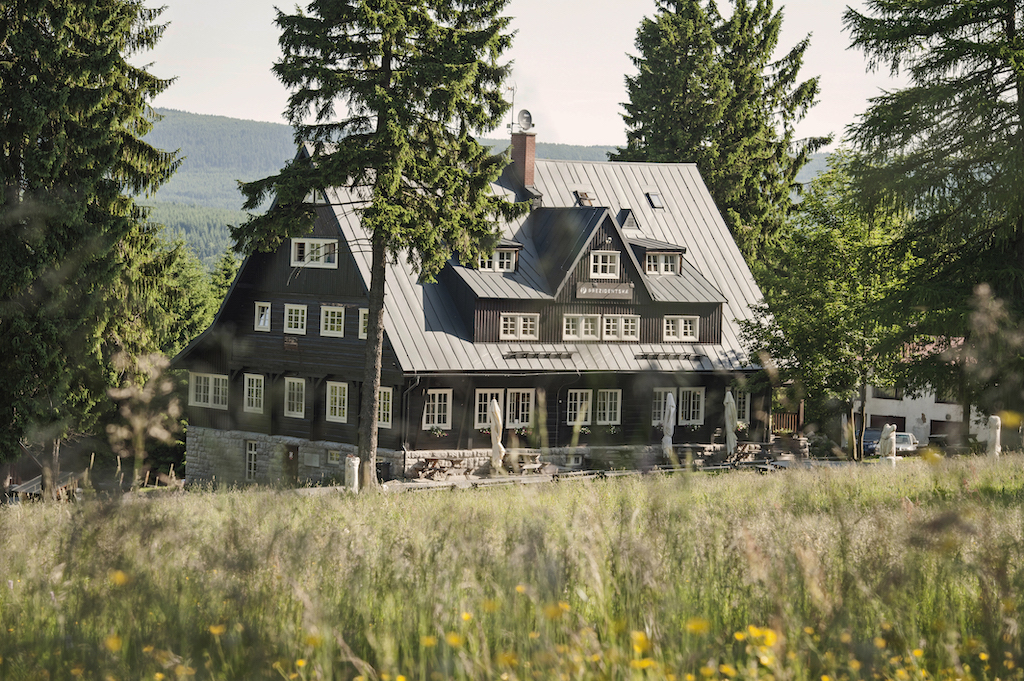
(646, 192), (664, 209)
(575, 190), (595, 207)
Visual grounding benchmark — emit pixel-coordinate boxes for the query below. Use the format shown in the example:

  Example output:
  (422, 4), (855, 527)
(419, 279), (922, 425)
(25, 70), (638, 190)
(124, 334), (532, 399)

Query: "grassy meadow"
(2, 455), (1024, 680)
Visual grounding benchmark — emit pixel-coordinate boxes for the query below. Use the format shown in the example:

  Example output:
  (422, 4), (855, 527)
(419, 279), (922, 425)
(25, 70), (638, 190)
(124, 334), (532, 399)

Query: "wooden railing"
(772, 412), (801, 434)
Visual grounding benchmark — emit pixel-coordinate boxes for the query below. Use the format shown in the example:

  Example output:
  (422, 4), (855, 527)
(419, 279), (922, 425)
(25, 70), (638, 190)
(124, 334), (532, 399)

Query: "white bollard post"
(345, 455), (360, 493)
(988, 415), (1001, 457)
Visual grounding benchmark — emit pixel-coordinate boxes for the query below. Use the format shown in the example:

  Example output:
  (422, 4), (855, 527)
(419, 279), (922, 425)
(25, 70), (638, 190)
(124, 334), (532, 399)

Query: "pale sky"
(144, 0), (901, 148)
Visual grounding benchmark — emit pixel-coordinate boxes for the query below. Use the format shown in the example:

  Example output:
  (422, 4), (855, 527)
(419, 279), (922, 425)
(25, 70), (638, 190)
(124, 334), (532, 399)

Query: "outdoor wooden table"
(419, 457), (465, 480)
(508, 452), (542, 475)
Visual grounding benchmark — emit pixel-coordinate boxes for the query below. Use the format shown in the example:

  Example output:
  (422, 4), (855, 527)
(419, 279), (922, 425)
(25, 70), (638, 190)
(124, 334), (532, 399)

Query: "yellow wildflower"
(105, 634), (122, 653)
(497, 651), (518, 667)
(71, 668), (84, 677)
(461, 611), (473, 622)
(849, 660), (861, 671)
(155, 674), (165, 681)
(558, 601), (570, 612)
(822, 676), (831, 681)
(761, 628), (778, 647)
(630, 659), (656, 670)
(699, 666), (716, 677)
(913, 649), (924, 658)
(840, 632), (852, 644)
(719, 663), (737, 677)
(209, 624), (226, 637)
(483, 599), (500, 613)
(734, 631), (746, 641)
(895, 670), (909, 681)
(109, 570), (129, 587)
(631, 630), (652, 653)
(296, 659), (306, 668)
(445, 632), (463, 648)
(421, 635), (437, 648)
(515, 584), (527, 594)
(873, 637), (887, 649)
(804, 627), (815, 635)
(980, 653), (990, 661)
(529, 631), (540, 640)
(543, 603), (563, 620)
(685, 617), (710, 635)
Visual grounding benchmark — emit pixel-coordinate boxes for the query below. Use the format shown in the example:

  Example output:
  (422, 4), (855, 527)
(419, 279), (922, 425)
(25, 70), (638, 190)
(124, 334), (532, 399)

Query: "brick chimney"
(511, 131), (536, 188)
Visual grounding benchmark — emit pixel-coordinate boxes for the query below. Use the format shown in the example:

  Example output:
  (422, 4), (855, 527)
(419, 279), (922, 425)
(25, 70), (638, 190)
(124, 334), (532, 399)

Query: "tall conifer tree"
(613, 0), (828, 264)
(234, 0), (522, 489)
(0, 0), (178, 490)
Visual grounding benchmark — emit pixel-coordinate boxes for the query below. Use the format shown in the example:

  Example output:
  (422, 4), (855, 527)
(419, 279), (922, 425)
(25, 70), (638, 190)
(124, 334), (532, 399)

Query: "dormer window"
(291, 238), (338, 268)
(646, 253), (679, 274)
(590, 251), (619, 279)
(478, 248), (517, 272)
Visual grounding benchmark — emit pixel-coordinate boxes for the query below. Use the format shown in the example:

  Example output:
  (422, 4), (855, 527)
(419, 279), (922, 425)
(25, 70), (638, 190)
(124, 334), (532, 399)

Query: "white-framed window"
(358, 308), (369, 339)
(284, 377), (305, 418)
(646, 191), (664, 209)
(290, 238), (338, 268)
(562, 314), (600, 341)
(496, 250), (516, 271)
(735, 391), (751, 425)
(327, 450), (341, 465)
(245, 441), (258, 481)
(566, 389), (592, 426)
(254, 302), (271, 331)
(475, 389), (504, 429)
(326, 381), (348, 423)
(652, 387), (676, 426)
(500, 313), (539, 340)
(479, 253), (493, 270)
(321, 306), (345, 337)
(244, 373), (264, 414)
(590, 251), (620, 279)
(506, 388), (535, 428)
(646, 253), (678, 274)
(664, 316), (699, 342)
(422, 388), (453, 430)
(190, 373), (228, 410)
(603, 315), (640, 341)
(678, 387), (705, 425)
(284, 304), (307, 335)
(596, 389), (622, 425)
(378, 387), (393, 429)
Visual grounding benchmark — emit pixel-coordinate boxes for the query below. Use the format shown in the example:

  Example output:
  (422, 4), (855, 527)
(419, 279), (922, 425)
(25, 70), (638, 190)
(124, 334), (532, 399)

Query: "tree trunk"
(857, 380), (868, 461)
(42, 437), (61, 501)
(357, 230), (387, 490)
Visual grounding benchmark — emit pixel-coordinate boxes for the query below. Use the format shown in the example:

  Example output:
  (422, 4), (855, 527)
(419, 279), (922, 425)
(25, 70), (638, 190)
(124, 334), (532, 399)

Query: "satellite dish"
(517, 109), (533, 131)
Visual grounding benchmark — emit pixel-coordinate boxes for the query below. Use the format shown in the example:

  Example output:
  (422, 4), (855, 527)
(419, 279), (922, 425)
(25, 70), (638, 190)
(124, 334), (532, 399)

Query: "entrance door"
(870, 415), (906, 431)
(284, 445), (299, 483)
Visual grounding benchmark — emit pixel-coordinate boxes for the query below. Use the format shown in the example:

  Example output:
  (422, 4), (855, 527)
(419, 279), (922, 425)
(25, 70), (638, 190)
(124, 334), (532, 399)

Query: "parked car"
(860, 427), (882, 456)
(895, 432), (919, 455)
(927, 433), (981, 456)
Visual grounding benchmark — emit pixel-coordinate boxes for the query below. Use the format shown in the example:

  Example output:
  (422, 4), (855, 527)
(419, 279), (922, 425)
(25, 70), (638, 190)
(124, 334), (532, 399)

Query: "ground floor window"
(327, 450), (342, 465)
(244, 374), (264, 414)
(506, 388), (535, 428)
(378, 387), (393, 429)
(422, 388), (453, 430)
(190, 372), (228, 410)
(735, 391), (750, 425)
(326, 381), (348, 423)
(652, 388), (676, 426)
(596, 389), (622, 425)
(679, 387), (705, 425)
(284, 377), (305, 418)
(566, 389), (592, 426)
(245, 441), (258, 480)
(475, 389), (504, 429)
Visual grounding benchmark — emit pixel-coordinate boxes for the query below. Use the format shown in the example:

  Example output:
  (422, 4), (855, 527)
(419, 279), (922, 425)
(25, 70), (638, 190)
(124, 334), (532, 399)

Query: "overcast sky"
(144, 0), (902, 148)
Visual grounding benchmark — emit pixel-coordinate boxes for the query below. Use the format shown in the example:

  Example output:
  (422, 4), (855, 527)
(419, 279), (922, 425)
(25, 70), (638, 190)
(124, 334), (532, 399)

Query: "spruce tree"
(0, 0), (178, 491)
(844, 0), (1024, 419)
(614, 0), (829, 264)
(234, 0), (522, 489)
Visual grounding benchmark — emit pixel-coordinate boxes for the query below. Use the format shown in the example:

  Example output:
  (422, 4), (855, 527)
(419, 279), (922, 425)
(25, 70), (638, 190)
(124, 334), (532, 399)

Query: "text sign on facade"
(576, 282), (633, 300)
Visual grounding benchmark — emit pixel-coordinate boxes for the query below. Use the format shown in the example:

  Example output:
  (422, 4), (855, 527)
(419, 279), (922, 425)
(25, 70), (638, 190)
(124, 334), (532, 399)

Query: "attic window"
(575, 190), (595, 207)
(646, 192), (664, 209)
(291, 238), (338, 268)
(478, 248), (517, 272)
(645, 253), (679, 274)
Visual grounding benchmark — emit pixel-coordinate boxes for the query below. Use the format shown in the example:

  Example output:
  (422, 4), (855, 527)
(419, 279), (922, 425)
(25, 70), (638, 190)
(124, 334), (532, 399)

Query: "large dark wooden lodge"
(175, 133), (769, 484)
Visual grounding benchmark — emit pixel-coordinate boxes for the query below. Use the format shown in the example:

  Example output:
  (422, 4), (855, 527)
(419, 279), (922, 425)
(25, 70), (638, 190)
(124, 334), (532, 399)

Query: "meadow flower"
(874, 637), (887, 649)
(296, 659), (306, 667)
(461, 611), (473, 622)
(685, 618), (710, 635)
(109, 570), (130, 586)
(631, 631), (652, 653)
(445, 632), (464, 648)
(105, 634), (122, 653)
(719, 663), (737, 677)
(420, 635), (437, 648)
(209, 624), (226, 637)
(497, 651), (518, 667)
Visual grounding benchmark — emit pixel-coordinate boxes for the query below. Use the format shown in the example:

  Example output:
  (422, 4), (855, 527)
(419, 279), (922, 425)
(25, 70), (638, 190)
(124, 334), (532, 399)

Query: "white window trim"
(284, 304), (307, 335)
(290, 238), (338, 268)
(736, 391), (751, 426)
(327, 450), (342, 465)
(245, 441), (258, 481)
(652, 387), (676, 426)
(378, 387), (393, 429)
(243, 373), (264, 414)
(562, 314), (600, 341)
(320, 306), (346, 337)
(664, 315), (699, 342)
(422, 388), (454, 431)
(359, 308), (369, 340)
(499, 313), (540, 341)
(506, 388), (535, 428)
(566, 389), (592, 426)
(326, 381), (348, 423)
(596, 389), (622, 425)
(590, 250), (620, 279)
(603, 315), (640, 342)
(678, 387), (706, 425)
(190, 372), (229, 410)
(254, 302), (271, 332)
(284, 377), (305, 418)
(496, 249), (516, 272)
(474, 389), (505, 429)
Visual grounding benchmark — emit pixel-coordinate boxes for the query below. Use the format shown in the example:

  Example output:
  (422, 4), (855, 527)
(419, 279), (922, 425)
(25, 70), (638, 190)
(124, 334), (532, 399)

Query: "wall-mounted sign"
(576, 282), (633, 300)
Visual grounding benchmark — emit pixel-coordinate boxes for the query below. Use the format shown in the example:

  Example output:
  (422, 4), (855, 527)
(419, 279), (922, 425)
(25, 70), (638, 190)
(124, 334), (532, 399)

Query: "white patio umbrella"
(724, 390), (738, 457)
(489, 398), (506, 474)
(662, 392), (676, 461)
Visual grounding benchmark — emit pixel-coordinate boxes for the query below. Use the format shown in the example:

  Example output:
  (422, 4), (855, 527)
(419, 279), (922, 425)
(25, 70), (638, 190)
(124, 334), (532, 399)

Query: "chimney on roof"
(511, 131), (536, 188)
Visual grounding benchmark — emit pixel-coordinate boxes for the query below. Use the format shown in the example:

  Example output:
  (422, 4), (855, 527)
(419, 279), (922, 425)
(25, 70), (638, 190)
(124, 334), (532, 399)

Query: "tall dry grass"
(2, 455), (1023, 680)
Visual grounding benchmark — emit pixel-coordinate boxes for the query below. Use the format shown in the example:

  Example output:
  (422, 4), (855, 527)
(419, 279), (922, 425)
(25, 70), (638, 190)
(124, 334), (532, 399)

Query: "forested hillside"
(141, 108), (826, 268)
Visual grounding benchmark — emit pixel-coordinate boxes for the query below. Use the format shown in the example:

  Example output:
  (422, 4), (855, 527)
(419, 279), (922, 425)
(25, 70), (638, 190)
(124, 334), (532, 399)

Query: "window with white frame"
(475, 389), (504, 429)
(327, 450), (342, 465)
(664, 316), (699, 342)
(284, 304), (307, 335)
(496, 250), (516, 271)
(245, 441), (258, 480)
(254, 302), (271, 331)
(646, 191), (664, 209)
(190, 373), (229, 409)
(562, 314), (600, 341)
(422, 389), (453, 430)
(378, 387), (393, 429)
(499, 313), (539, 340)
(284, 377), (305, 418)
(290, 238), (338, 268)
(478, 253), (493, 270)
(326, 381), (348, 423)
(603, 315), (640, 341)
(358, 308), (369, 339)
(596, 389), (622, 425)
(735, 391), (750, 425)
(645, 253), (678, 274)
(590, 251), (620, 279)
(652, 388), (676, 426)
(506, 388), (535, 428)
(566, 389), (592, 426)
(678, 387), (705, 425)
(321, 306), (345, 337)
(244, 374), (264, 414)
